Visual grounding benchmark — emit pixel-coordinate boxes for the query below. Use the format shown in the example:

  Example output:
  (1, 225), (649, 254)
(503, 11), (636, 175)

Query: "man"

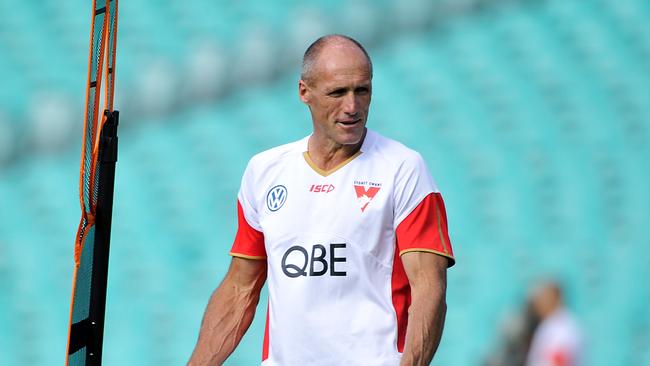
(526, 282), (583, 366)
(188, 34), (455, 366)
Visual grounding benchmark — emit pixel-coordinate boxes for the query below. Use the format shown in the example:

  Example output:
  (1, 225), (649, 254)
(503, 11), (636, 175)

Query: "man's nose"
(342, 93), (358, 115)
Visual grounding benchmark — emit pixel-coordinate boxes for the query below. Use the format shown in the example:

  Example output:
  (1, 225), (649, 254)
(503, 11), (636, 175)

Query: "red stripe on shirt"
(230, 200), (266, 258)
(262, 304), (270, 361)
(391, 246), (410, 353)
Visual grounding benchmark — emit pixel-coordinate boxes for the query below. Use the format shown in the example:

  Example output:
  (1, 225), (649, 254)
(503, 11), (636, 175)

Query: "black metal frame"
(68, 110), (119, 365)
(87, 110), (119, 365)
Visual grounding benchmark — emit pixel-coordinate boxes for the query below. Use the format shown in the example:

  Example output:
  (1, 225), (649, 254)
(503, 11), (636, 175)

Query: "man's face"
(299, 44), (372, 147)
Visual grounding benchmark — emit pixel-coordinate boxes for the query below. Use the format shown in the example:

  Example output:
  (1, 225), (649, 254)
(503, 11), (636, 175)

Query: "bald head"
(301, 34), (373, 84)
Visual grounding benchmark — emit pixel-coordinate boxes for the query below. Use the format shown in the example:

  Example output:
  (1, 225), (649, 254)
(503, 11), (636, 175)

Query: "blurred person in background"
(526, 281), (583, 366)
(484, 300), (539, 366)
(187, 34), (455, 366)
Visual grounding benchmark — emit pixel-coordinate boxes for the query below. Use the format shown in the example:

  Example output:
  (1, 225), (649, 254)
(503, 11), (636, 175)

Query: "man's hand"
(399, 252), (448, 366)
(187, 257), (267, 366)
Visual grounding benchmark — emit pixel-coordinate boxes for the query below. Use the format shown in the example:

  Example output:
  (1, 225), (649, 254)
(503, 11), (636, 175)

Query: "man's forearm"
(400, 286), (447, 366)
(188, 270), (265, 366)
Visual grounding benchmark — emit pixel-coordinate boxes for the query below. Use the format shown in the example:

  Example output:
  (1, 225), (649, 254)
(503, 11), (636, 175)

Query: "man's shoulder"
(247, 136), (307, 171)
(364, 129), (425, 166)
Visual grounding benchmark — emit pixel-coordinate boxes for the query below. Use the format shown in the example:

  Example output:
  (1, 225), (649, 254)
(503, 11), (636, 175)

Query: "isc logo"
(281, 243), (346, 278)
(309, 184), (335, 193)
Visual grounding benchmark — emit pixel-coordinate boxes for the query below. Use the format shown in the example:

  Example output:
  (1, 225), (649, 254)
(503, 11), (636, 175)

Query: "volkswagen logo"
(266, 185), (287, 212)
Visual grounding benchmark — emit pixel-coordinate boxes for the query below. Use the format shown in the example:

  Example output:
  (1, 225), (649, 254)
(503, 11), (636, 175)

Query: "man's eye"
(356, 87), (369, 95)
(328, 89), (346, 97)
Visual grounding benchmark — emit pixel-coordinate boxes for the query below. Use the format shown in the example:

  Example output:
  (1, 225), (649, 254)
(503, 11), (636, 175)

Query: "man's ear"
(298, 79), (310, 104)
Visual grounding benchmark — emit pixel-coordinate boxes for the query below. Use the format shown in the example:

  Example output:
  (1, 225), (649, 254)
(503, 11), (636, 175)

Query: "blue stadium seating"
(0, 0), (649, 365)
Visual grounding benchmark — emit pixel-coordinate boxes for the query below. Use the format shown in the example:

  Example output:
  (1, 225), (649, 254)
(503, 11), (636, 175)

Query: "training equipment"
(66, 0), (119, 365)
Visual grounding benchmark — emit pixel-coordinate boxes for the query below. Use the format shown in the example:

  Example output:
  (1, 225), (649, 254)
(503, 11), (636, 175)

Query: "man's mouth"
(338, 119), (361, 126)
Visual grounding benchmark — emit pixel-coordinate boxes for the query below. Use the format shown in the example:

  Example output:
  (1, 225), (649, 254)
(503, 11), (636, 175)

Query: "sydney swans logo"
(353, 180), (381, 212)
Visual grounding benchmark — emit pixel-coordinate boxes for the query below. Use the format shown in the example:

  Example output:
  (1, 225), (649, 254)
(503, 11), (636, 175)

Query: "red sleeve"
(230, 200), (266, 260)
(396, 192), (455, 267)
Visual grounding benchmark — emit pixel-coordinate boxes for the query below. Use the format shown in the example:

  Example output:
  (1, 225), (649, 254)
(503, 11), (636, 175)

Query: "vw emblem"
(266, 185), (288, 212)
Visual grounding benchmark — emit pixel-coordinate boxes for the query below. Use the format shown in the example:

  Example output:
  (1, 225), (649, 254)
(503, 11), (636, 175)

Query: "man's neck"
(307, 129), (366, 172)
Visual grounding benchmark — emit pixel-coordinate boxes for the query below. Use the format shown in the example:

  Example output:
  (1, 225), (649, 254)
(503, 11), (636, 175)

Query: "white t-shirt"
(230, 129), (455, 366)
(527, 309), (583, 366)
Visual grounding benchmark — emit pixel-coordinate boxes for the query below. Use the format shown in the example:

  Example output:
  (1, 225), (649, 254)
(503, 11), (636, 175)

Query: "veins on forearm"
(400, 282), (447, 366)
(204, 272), (265, 352)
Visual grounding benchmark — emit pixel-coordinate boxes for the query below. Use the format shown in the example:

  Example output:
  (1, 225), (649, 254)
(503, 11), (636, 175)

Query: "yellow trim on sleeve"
(434, 198), (450, 255)
(399, 248), (455, 266)
(230, 252), (267, 260)
(303, 151), (362, 177)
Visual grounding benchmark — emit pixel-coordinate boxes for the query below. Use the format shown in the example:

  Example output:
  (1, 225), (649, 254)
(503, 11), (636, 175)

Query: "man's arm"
(399, 251), (448, 366)
(187, 257), (267, 366)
